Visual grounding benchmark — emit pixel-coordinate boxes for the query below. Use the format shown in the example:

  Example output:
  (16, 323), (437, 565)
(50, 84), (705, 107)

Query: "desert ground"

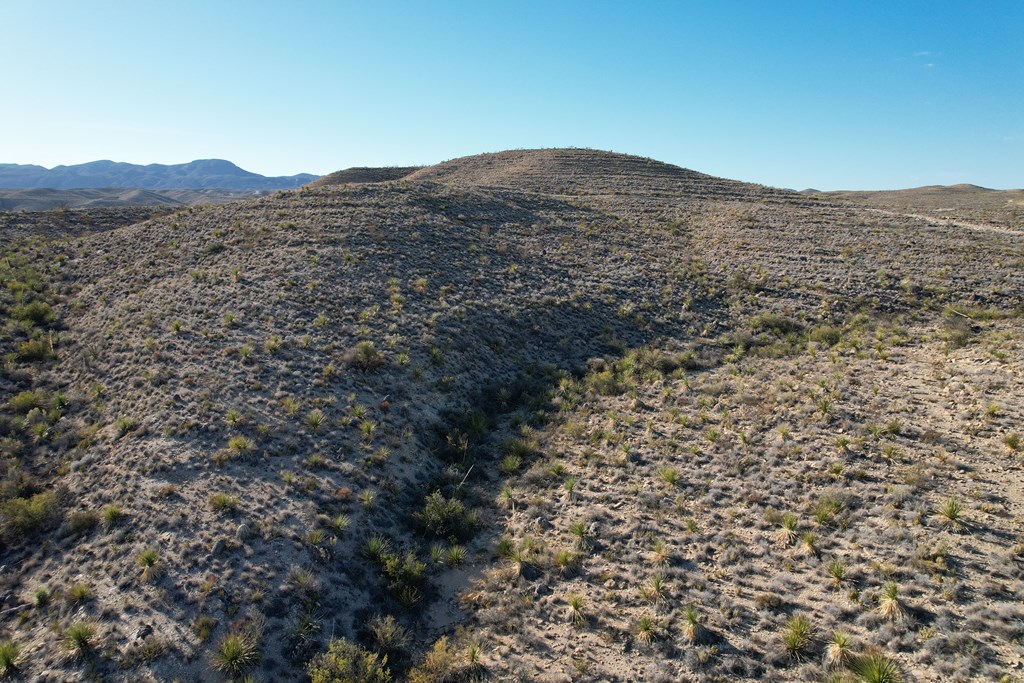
(1, 149), (1022, 682)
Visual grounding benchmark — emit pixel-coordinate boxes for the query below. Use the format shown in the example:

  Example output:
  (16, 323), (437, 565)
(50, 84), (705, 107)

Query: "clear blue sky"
(3, 1), (1021, 190)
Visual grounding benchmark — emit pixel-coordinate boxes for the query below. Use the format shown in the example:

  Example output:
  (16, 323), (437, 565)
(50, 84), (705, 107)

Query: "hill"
(1, 149), (1022, 682)
(0, 159), (318, 191)
(0, 187), (265, 212)
(307, 166), (422, 187)
(818, 184), (1024, 232)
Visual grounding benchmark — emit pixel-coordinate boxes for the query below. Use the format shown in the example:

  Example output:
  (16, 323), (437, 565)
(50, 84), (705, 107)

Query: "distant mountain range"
(0, 159), (318, 190)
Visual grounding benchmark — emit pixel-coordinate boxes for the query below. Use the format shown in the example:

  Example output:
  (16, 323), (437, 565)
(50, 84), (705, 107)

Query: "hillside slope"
(1, 149), (1022, 683)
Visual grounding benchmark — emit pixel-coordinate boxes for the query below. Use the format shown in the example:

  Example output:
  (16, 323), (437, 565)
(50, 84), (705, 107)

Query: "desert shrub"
(0, 639), (19, 675)
(67, 509), (99, 535)
(63, 622), (95, 657)
(810, 324), (843, 346)
(586, 369), (623, 396)
(347, 341), (384, 371)
(16, 337), (53, 361)
(11, 301), (54, 326)
(781, 615), (813, 659)
(942, 312), (973, 349)
(308, 637), (391, 683)
(9, 390), (46, 414)
(415, 491), (475, 539)
(209, 493), (239, 513)
(1, 490), (60, 541)
(751, 313), (803, 336)
(407, 636), (460, 683)
(211, 633), (259, 675)
(850, 652), (902, 682)
(367, 614), (410, 664)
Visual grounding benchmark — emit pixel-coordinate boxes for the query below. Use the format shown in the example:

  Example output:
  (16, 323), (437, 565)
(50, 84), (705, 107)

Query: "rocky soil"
(1, 149), (1022, 682)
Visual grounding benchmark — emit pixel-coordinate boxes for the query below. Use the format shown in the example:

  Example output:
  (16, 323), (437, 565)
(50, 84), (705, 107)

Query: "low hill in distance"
(1, 148), (1022, 682)
(0, 187), (268, 212)
(308, 166), (422, 187)
(814, 184), (1024, 232)
(0, 158), (318, 191)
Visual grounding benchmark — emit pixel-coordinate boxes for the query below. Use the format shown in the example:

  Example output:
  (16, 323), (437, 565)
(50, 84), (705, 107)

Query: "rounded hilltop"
(313, 148), (783, 201)
(306, 166), (421, 187)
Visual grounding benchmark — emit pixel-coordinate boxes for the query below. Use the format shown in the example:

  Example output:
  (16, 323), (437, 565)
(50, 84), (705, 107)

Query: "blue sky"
(2, 1), (1021, 189)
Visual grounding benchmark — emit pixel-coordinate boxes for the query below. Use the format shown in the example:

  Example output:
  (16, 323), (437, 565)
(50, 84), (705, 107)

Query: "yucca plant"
(569, 520), (591, 550)
(826, 558), (848, 587)
(824, 630), (854, 669)
(800, 532), (819, 557)
(63, 622), (96, 658)
(641, 573), (667, 604)
(329, 513), (350, 536)
(228, 435), (253, 453)
(681, 606), (703, 644)
(446, 544), (467, 567)
(776, 512), (798, 545)
(878, 582), (906, 622)
(211, 633), (259, 675)
(305, 409), (326, 432)
(363, 535), (391, 564)
(651, 537), (670, 566)
(0, 640), (20, 675)
(850, 651), (902, 682)
(137, 548), (161, 582)
(634, 614), (659, 645)
(935, 497), (965, 532)
(102, 504), (124, 528)
(658, 466), (679, 487)
(553, 549), (578, 574)
(567, 593), (586, 628)
(782, 615), (813, 660)
(66, 583), (92, 605)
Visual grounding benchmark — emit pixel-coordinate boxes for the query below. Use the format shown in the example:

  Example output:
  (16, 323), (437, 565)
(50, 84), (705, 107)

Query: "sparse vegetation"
(0, 149), (1020, 681)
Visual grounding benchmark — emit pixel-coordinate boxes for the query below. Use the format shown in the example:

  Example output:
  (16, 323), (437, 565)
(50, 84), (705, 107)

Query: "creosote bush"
(415, 491), (475, 539)
(308, 637), (391, 683)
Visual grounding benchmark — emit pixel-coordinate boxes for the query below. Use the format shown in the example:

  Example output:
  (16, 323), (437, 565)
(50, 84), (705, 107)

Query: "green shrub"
(415, 491), (475, 539)
(809, 325), (843, 346)
(782, 615), (813, 659)
(63, 622), (95, 657)
(353, 341), (384, 371)
(1, 490), (60, 540)
(9, 390), (46, 414)
(308, 637), (391, 683)
(751, 313), (803, 336)
(0, 639), (19, 675)
(408, 636), (460, 683)
(850, 652), (902, 682)
(209, 493), (239, 513)
(211, 633), (259, 675)
(16, 338), (52, 361)
(11, 301), (55, 326)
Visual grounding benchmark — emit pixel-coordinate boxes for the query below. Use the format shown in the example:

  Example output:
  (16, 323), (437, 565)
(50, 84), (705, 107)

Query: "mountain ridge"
(0, 158), (318, 190)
